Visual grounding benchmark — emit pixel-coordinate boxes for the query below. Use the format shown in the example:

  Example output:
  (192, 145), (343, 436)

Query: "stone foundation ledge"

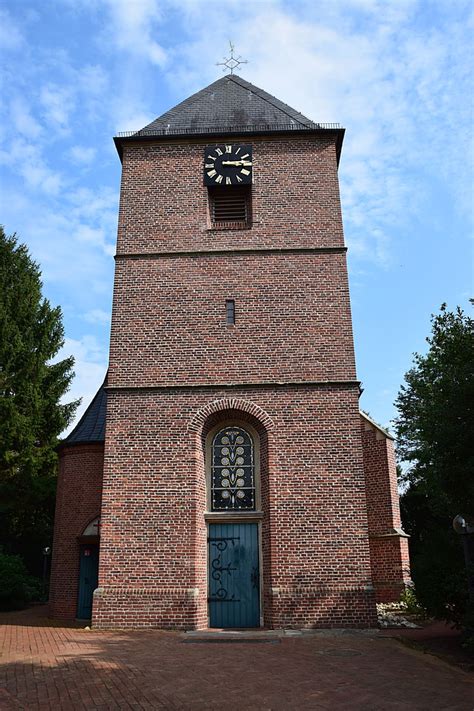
(184, 628), (381, 640)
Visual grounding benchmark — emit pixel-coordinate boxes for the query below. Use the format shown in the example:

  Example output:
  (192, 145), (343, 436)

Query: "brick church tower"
(50, 74), (410, 628)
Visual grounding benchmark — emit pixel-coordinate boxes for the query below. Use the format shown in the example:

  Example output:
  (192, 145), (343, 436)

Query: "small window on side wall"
(208, 187), (251, 229)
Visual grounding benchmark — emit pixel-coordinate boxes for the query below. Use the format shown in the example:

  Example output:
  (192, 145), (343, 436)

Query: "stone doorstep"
(183, 628), (381, 640)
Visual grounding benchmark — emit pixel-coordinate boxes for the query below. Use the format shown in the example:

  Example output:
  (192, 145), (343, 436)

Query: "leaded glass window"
(211, 427), (255, 510)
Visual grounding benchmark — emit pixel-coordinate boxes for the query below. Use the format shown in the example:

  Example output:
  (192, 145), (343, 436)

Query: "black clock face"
(203, 144), (252, 186)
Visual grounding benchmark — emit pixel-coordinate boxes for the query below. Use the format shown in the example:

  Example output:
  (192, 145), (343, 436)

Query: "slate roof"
(140, 74), (317, 135)
(62, 378), (107, 445)
(114, 74), (344, 161)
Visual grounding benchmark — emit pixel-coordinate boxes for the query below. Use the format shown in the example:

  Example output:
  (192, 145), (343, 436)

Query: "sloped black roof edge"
(58, 376), (107, 448)
(141, 74), (318, 134)
(114, 126), (345, 165)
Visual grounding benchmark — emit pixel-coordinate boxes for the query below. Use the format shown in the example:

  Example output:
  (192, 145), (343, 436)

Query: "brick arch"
(189, 398), (275, 629)
(81, 515), (101, 538)
(188, 398), (274, 434)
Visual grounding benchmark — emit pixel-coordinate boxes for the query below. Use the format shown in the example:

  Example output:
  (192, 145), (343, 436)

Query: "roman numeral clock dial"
(203, 144), (253, 186)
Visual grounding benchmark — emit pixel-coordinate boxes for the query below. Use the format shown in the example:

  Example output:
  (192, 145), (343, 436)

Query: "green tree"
(395, 303), (474, 623)
(0, 227), (79, 572)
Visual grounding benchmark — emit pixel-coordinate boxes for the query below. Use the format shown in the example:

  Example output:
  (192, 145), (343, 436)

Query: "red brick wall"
(108, 252), (356, 388)
(116, 135), (344, 254)
(93, 130), (378, 629)
(49, 444), (103, 619)
(95, 388), (377, 630)
(360, 417), (411, 602)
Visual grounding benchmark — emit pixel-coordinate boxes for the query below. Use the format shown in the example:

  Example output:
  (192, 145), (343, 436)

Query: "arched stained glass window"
(211, 426), (255, 510)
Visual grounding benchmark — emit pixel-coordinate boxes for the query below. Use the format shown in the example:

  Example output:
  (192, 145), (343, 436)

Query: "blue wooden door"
(208, 523), (260, 628)
(77, 545), (99, 619)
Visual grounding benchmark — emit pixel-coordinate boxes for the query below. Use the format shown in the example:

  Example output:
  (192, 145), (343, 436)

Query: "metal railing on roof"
(115, 122), (342, 138)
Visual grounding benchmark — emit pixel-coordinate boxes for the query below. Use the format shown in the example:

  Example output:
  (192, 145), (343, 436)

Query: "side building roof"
(60, 377), (107, 446)
(360, 411), (394, 441)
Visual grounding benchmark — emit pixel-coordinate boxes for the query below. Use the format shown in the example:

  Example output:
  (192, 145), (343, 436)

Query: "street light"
(452, 515), (474, 604)
(42, 546), (51, 602)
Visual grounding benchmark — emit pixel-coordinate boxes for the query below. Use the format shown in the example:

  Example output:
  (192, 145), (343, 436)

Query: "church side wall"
(49, 444), (103, 619)
(360, 420), (411, 602)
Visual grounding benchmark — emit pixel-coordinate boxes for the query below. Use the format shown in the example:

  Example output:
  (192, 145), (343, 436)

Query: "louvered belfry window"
(209, 187), (250, 227)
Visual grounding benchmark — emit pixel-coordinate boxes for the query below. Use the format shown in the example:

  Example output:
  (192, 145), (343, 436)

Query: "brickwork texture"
(361, 419), (411, 602)
(50, 128), (409, 628)
(49, 444), (103, 619)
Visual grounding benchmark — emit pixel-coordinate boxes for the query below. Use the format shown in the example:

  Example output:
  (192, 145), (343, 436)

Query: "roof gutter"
(113, 126), (345, 165)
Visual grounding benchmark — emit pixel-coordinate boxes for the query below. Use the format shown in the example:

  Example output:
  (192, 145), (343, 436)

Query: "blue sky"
(1, 0), (472, 434)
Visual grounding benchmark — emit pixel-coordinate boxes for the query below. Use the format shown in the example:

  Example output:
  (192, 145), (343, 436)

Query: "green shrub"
(399, 586), (427, 617)
(408, 529), (468, 626)
(0, 552), (42, 611)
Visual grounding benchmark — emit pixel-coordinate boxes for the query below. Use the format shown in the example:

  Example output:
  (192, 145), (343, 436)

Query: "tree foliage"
(0, 551), (42, 611)
(396, 303), (474, 513)
(0, 227), (79, 569)
(395, 303), (474, 624)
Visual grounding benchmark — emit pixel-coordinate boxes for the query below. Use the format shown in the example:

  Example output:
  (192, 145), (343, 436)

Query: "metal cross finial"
(216, 41), (248, 75)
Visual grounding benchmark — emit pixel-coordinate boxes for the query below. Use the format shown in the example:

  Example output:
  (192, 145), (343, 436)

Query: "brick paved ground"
(0, 607), (472, 710)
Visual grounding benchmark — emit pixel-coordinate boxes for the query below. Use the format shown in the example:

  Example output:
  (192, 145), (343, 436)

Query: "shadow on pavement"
(1, 608), (473, 710)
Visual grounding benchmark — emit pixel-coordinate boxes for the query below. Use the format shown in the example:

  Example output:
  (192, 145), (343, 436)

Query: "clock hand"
(221, 160), (253, 166)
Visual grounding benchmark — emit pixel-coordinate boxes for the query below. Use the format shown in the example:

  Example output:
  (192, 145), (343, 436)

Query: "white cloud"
(69, 145), (97, 165)
(101, 0), (167, 66)
(113, 106), (156, 134)
(0, 8), (24, 50)
(0, 182), (116, 300)
(0, 138), (63, 195)
(64, 334), (106, 364)
(83, 309), (111, 325)
(156, 1), (472, 267)
(73, 224), (115, 257)
(39, 84), (75, 133)
(77, 64), (108, 95)
(10, 96), (43, 138)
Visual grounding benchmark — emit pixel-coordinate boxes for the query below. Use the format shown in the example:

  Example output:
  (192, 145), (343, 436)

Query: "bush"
(409, 530), (468, 625)
(399, 585), (427, 618)
(0, 552), (42, 611)
(401, 484), (470, 627)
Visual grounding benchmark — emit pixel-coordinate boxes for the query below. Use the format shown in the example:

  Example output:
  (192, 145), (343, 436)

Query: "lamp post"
(452, 515), (474, 604)
(42, 546), (51, 601)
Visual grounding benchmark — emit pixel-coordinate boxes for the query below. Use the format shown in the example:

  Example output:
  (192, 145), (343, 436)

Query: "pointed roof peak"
(114, 74), (344, 163)
(134, 74), (334, 137)
(61, 376), (107, 446)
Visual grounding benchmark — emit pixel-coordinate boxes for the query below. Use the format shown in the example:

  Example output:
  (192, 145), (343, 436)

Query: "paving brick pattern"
(1, 608), (473, 710)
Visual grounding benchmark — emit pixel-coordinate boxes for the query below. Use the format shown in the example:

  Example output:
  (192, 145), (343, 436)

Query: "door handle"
(250, 567), (259, 589)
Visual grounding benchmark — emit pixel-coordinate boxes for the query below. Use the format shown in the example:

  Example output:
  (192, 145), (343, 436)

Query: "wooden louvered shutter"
(209, 187), (251, 226)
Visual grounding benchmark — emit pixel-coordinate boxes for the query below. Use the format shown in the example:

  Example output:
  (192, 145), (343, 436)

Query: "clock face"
(203, 144), (252, 186)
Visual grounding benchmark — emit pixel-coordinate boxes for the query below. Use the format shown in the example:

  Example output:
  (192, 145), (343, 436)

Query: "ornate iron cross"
(217, 42), (248, 75)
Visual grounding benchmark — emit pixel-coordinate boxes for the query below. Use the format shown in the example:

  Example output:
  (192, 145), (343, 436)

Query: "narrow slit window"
(226, 299), (235, 325)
